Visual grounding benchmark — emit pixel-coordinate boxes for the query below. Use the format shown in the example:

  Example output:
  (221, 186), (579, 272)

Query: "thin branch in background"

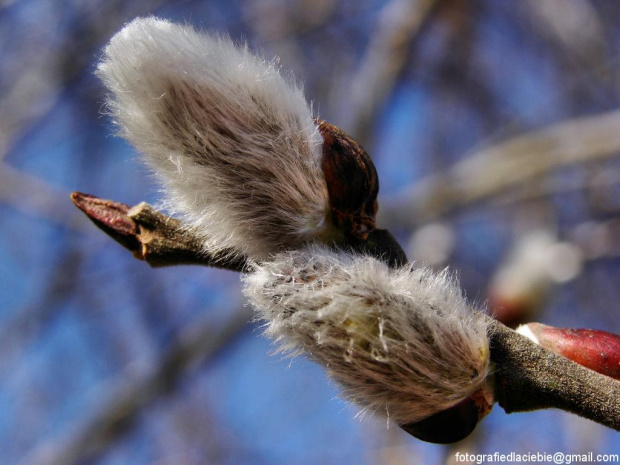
(379, 108), (620, 229)
(20, 307), (252, 465)
(0, 0), (144, 161)
(0, 249), (83, 379)
(0, 164), (89, 232)
(340, 0), (440, 145)
(524, 0), (608, 76)
(0, 51), (61, 160)
(242, 0), (336, 42)
(241, 0), (337, 104)
(490, 165), (620, 208)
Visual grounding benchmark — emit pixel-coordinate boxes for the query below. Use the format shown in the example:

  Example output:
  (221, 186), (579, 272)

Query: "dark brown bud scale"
(317, 119), (379, 240)
(400, 388), (492, 444)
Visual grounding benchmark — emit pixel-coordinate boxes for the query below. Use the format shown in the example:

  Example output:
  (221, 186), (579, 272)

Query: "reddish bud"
(488, 232), (582, 328)
(517, 322), (620, 380)
(317, 119), (378, 240)
(487, 232), (555, 328)
(488, 291), (543, 329)
(71, 192), (140, 253)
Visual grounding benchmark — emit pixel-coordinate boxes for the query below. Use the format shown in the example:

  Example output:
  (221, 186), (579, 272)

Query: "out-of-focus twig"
(0, 164), (88, 231)
(491, 166), (620, 208)
(342, 0), (441, 145)
(0, 0), (173, 161)
(524, 0), (607, 74)
(20, 307), (252, 465)
(243, 0), (336, 41)
(379, 108), (620, 229)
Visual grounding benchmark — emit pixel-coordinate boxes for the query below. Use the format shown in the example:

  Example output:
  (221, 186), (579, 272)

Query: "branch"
(379, 109), (620, 228)
(22, 308), (251, 465)
(342, 0), (440, 145)
(73, 193), (620, 434)
(0, 165), (89, 232)
(71, 192), (247, 271)
(71, 192), (408, 270)
(488, 318), (620, 429)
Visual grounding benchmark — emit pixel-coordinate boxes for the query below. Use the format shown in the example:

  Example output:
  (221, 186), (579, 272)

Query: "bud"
(317, 120), (378, 240)
(488, 231), (582, 327)
(243, 246), (491, 430)
(97, 17), (330, 260)
(517, 322), (620, 380)
(97, 17), (385, 261)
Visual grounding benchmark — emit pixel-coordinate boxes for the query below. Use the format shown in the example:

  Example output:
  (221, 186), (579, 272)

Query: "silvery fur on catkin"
(243, 246), (490, 424)
(97, 17), (328, 260)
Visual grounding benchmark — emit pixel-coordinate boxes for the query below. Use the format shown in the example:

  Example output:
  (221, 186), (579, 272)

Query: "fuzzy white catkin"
(243, 247), (490, 424)
(97, 17), (328, 260)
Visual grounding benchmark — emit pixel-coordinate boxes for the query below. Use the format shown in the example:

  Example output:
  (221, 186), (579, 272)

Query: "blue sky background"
(2, 0), (620, 464)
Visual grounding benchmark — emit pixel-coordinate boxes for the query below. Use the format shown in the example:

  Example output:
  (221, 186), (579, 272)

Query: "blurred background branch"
(21, 308), (251, 465)
(340, 0), (441, 147)
(380, 108), (620, 229)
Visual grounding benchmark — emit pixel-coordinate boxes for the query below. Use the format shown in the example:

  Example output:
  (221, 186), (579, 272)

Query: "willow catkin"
(97, 17), (329, 260)
(243, 246), (490, 424)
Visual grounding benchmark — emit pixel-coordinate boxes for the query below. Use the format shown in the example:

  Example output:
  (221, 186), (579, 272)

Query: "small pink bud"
(488, 231), (582, 328)
(487, 232), (555, 327)
(517, 322), (620, 380)
(70, 192), (140, 253)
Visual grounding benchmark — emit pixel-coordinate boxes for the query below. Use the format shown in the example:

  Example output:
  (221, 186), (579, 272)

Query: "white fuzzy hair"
(243, 247), (490, 424)
(97, 17), (328, 260)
